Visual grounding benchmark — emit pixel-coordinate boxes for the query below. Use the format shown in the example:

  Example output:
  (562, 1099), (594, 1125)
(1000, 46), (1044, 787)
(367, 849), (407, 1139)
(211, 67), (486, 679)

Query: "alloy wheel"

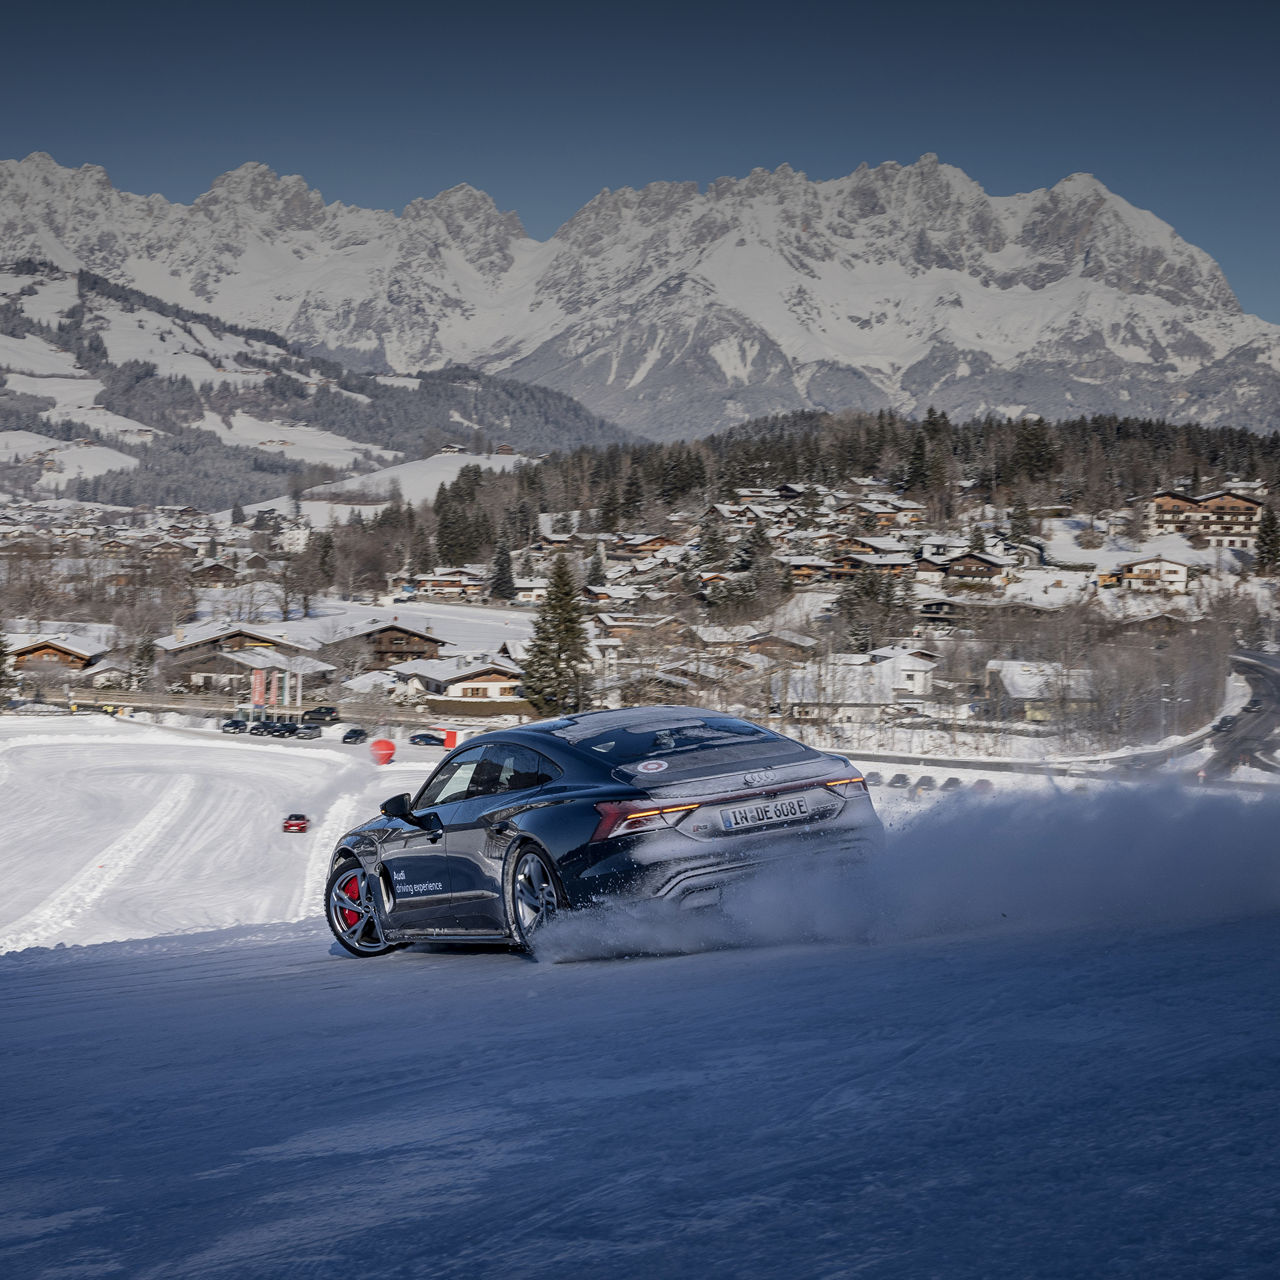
(513, 850), (558, 935)
(327, 865), (392, 955)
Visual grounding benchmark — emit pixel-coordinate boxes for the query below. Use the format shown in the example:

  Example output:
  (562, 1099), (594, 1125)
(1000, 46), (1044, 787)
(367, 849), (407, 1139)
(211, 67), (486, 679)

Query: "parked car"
(271, 722), (299, 737)
(863, 771), (883, 786)
(302, 706), (339, 723)
(887, 773), (910, 788)
(324, 705), (885, 956)
(1213, 715), (1240, 732)
(282, 814), (309, 833)
(248, 720), (275, 736)
(971, 778), (995, 794)
(915, 776), (937, 791)
(408, 731), (446, 746)
(294, 724), (322, 740)
(1243, 698), (1264, 713)
(940, 777), (964, 791)
(221, 719), (248, 734)
(342, 727), (368, 745)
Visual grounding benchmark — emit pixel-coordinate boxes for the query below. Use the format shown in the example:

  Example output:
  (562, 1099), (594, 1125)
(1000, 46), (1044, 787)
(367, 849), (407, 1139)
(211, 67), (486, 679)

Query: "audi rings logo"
(743, 768), (776, 787)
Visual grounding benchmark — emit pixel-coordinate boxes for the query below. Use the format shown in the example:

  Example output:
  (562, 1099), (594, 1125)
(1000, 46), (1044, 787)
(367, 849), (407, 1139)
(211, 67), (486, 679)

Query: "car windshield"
(287, 814), (306, 821)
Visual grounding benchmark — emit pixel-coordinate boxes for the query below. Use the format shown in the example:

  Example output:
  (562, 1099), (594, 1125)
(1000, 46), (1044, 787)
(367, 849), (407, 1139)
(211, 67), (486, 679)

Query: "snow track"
(0, 775), (197, 953)
(294, 785), (366, 921)
(0, 720), (384, 952)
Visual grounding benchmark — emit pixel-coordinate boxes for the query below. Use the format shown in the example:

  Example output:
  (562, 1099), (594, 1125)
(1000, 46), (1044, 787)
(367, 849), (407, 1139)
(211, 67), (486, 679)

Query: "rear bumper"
(576, 806), (884, 908)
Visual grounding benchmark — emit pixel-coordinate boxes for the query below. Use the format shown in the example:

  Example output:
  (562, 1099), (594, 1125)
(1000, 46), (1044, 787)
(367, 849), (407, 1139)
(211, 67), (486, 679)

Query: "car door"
(444, 743), (562, 932)
(380, 745), (486, 932)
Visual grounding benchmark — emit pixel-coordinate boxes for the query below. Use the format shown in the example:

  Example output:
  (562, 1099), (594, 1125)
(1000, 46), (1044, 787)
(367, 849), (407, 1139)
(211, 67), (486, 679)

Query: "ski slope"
(0, 718), (439, 952)
(2, 717), (1279, 1277)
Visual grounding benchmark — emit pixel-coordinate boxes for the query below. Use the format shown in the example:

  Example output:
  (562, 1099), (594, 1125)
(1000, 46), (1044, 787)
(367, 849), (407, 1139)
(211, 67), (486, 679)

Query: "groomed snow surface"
(3, 717), (1279, 1277)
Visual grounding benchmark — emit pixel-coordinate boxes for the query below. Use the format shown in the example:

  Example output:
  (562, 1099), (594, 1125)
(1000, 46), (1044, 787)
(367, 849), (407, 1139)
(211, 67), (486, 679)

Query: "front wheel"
(325, 857), (398, 957)
(504, 845), (563, 949)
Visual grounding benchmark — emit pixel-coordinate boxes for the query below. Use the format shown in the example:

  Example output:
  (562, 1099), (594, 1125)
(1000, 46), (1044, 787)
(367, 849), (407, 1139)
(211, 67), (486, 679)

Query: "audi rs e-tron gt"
(324, 706), (883, 956)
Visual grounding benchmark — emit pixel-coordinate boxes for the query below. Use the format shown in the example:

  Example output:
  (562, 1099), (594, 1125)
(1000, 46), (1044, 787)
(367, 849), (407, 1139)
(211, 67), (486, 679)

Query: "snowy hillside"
(0, 265), (624, 506)
(2, 716), (1279, 1276)
(4, 152), (1280, 438)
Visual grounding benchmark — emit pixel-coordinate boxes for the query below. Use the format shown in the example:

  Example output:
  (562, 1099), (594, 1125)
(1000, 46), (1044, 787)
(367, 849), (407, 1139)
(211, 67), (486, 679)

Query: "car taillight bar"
(824, 775), (866, 796)
(591, 800), (699, 842)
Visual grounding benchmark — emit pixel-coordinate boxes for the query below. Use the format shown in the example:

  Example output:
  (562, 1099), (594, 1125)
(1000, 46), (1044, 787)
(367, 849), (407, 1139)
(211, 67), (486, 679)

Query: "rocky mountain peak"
(195, 163), (328, 230)
(0, 152), (1274, 439)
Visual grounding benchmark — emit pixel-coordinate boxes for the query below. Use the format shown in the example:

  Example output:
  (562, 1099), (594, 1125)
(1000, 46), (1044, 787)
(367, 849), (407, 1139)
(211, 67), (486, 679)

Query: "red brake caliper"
(339, 877), (361, 928)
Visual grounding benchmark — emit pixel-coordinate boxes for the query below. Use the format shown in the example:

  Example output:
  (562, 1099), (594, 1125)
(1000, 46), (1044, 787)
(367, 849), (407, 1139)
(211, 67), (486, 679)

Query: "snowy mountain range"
(4, 150), (1280, 439)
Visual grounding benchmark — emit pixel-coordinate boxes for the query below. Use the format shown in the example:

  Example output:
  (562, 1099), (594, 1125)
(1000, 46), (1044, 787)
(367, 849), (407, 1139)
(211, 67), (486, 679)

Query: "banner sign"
(251, 669), (266, 709)
(269, 672), (280, 707)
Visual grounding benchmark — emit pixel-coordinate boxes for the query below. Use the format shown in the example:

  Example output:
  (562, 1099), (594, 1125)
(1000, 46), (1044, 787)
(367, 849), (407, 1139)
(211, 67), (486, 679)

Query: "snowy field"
(229, 450), (531, 524)
(0, 427), (140, 488)
(196, 410), (399, 469)
(2, 372), (160, 444)
(3, 717), (1279, 1276)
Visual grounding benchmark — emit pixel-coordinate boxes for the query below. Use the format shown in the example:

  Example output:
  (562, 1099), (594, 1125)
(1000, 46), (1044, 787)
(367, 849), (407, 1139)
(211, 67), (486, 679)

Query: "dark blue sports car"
(325, 705), (883, 955)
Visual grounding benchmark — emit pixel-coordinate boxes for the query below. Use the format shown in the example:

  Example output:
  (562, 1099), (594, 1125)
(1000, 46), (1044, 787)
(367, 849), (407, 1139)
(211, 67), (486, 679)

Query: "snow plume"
(533, 785), (1280, 962)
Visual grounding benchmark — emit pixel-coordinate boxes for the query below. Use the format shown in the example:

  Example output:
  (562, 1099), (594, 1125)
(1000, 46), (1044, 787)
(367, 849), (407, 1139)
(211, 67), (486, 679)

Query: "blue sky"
(5, 0), (1279, 319)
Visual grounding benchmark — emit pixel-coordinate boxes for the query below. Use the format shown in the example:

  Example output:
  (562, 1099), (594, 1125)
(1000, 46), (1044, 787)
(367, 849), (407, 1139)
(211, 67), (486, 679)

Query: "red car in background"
(283, 814), (310, 833)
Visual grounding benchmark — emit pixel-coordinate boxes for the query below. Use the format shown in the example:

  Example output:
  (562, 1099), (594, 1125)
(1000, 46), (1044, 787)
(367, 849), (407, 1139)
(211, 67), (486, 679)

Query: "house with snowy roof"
(317, 619), (448, 669)
(7, 633), (109, 673)
(985, 660), (1096, 722)
(390, 655), (523, 703)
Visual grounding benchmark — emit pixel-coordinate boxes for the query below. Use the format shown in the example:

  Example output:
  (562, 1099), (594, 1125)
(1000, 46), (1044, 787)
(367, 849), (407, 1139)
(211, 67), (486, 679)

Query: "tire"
(325, 857), (399, 957)
(504, 844), (563, 949)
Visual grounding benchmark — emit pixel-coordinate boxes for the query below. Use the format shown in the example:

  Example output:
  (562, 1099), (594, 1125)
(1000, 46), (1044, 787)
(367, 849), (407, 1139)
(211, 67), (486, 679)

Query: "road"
(1197, 652), (1280, 779)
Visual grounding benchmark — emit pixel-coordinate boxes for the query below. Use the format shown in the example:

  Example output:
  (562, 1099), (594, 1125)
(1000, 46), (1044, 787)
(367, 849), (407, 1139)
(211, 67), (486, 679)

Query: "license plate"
(722, 795), (809, 830)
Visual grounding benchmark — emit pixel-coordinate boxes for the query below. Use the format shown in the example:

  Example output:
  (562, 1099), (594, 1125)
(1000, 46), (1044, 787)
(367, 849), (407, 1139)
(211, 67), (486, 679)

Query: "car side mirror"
(380, 794), (442, 834)
(380, 793), (413, 821)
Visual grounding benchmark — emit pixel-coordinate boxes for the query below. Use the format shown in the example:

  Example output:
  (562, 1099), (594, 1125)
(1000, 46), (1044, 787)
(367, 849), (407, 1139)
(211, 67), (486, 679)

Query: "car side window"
(474, 744), (562, 797)
(415, 746), (486, 808)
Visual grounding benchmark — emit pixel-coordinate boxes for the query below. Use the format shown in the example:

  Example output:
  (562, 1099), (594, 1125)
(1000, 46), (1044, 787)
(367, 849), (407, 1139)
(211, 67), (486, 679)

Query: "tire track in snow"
(294, 784), (366, 923)
(293, 762), (426, 923)
(0, 774), (197, 954)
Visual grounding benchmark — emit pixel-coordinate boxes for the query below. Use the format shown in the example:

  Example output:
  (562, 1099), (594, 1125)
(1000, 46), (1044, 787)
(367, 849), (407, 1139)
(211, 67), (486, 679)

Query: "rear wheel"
(325, 858), (398, 957)
(504, 845), (562, 948)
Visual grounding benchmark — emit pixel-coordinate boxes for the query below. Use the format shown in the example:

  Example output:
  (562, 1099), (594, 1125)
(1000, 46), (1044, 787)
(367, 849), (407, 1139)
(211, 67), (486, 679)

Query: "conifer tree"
(731, 521), (772, 572)
(586, 543), (606, 586)
(1255, 507), (1280, 575)
(620, 472), (644, 520)
(489, 541), (517, 600)
(1009, 497), (1032, 540)
(968, 524), (987, 554)
(597, 485), (620, 532)
(698, 520), (727, 567)
(520, 556), (590, 715)
(903, 431), (929, 492)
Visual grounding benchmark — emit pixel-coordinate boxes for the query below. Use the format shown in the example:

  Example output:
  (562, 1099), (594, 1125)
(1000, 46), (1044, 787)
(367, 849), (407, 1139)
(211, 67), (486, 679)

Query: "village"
(0, 460), (1272, 757)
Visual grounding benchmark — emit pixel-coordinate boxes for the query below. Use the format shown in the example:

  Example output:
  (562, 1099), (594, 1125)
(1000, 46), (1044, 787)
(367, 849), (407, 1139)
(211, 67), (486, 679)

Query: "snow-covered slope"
(3, 716), (1279, 1276)
(0, 265), (621, 505)
(4, 151), (1279, 438)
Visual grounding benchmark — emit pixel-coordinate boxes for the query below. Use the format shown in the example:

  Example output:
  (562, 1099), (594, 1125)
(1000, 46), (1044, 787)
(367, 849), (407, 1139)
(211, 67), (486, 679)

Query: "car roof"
(449, 706), (791, 774)
(452, 705), (721, 751)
